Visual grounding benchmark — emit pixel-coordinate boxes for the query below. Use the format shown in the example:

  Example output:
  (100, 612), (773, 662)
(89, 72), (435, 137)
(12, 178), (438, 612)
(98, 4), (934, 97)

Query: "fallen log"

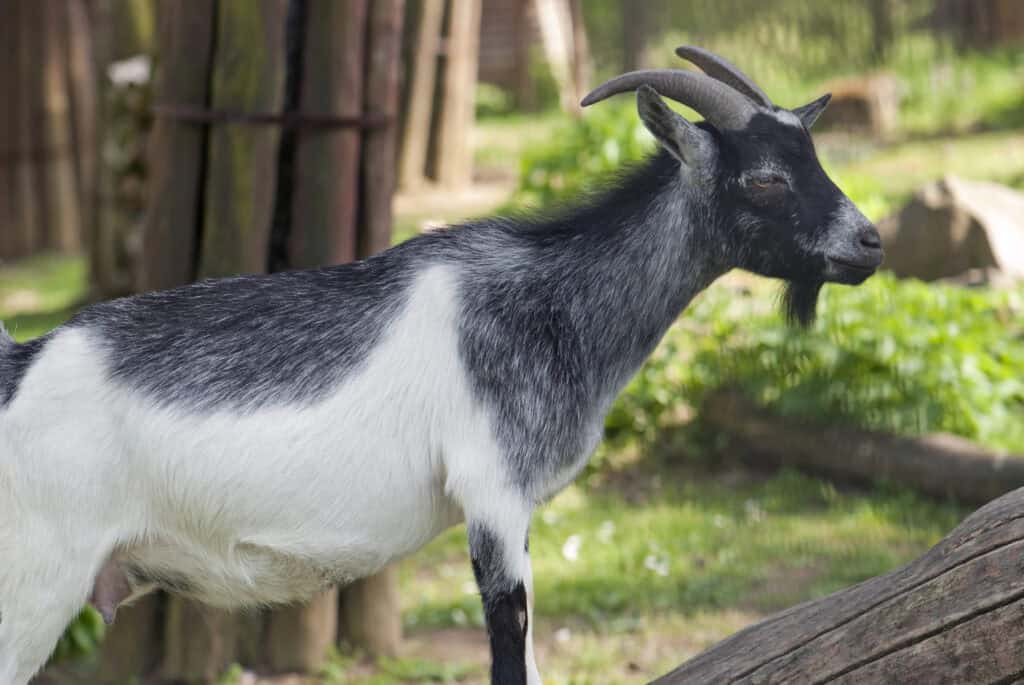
(653, 484), (1024, 684)
(702, 389), (1024, 505)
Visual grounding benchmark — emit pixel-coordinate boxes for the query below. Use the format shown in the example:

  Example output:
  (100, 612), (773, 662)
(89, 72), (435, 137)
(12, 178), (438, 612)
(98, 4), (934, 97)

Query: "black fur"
(469, 526), (530, 685)
(66, 254), (415, 411)
(0, 335), (50, 407)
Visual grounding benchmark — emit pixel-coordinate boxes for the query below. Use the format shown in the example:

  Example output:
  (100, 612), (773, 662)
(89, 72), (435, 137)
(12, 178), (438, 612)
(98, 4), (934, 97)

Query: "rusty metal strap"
(152, 104), (393, 130)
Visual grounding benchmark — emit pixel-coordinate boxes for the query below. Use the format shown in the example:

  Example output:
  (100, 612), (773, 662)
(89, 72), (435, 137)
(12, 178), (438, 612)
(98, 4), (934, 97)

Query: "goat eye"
(748, 175), (787, 191)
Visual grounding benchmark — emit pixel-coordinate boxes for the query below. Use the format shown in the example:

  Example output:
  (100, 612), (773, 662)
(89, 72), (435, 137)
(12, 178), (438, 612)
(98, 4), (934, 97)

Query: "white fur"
(0, 265), (540, 684)
(770, 108), (804, 129)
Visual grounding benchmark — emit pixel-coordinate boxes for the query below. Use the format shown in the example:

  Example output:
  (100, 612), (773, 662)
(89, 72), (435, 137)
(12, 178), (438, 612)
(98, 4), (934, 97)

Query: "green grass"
(0, 252), (86, 341)
(402, 466), (962, 632)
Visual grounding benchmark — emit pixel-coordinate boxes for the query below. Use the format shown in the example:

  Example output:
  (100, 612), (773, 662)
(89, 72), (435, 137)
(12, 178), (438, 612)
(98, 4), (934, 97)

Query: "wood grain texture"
(653, 471), (1024, 683)
(198, 0), (288, 278)
(703, 389), (1024, 505)
(398, 0), (444, 190)
(359, 0), (405, 258)
(288, 0), (367, 268)
(139, 0), (217, 291)
(434, 0), (481, 188)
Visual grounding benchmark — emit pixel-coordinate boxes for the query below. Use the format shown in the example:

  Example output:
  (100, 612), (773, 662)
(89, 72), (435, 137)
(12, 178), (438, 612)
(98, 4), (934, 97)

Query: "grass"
(0, 252), (86, 341)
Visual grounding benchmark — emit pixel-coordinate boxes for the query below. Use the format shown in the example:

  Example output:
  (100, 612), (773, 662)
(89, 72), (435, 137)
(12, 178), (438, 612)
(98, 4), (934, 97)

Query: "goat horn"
(581, 69), (757, 131)
(675, 45), (773, 108)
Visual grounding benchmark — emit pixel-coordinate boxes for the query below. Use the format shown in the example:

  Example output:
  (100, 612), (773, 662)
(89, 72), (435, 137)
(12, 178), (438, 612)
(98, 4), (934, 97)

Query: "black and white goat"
(0, 47), (881, 685)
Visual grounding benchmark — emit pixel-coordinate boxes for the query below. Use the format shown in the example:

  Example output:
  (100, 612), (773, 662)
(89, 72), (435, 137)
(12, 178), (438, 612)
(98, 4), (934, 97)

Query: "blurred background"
(3, 0), (1022, 683)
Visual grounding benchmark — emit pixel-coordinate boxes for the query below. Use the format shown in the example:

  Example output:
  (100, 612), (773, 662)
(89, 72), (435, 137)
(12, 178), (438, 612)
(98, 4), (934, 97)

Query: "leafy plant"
(607, 274), (1024, 455)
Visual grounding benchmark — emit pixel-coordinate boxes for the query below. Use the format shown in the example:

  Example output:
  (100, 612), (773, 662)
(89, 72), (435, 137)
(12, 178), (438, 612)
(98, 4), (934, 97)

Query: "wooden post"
(197, 0), (288, 279)
(398, 0), (444, 191)
(38, 0), (82, 252)
(12, 0), (44, 257)
(434, 0), (481, 188)
(0, 2), (16, 258)
(339, 566), (403, 657)
(265, 589), (340, 673)
(288, 0), (368, 267)
(654, 485), (1024, 683)
(333, 0), (409, 659)
(138, 0), (217, 292)
(160, 1), (288, 679)
(359, 0), (405, 257)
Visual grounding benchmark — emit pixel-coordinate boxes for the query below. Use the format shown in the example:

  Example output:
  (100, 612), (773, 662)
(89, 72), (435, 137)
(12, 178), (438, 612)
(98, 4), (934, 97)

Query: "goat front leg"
(467, 510), (541, 685)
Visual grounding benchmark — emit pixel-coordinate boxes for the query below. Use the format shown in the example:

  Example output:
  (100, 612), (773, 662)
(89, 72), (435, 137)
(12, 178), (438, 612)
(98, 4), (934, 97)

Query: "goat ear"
(636, 85), (713, 168)
(792, 93), (831, 129)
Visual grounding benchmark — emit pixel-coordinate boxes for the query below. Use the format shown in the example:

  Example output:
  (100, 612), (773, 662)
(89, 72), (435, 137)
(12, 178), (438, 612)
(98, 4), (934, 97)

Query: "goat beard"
(782, 280), (823, 328)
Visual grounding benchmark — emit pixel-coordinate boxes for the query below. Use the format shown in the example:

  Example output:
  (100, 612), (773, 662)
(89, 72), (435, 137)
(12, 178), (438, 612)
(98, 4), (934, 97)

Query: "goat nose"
(859, 228), (882, 250)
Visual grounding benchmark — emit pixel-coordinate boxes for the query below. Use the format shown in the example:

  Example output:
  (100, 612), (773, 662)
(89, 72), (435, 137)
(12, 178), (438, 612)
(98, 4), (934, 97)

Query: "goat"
(0, 47), (882, 685)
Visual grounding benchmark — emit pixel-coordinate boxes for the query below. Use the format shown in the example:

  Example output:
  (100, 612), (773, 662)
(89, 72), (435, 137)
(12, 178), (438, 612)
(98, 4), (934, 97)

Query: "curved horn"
(675, 45), (773, 108)
(580, 69), (757, 131)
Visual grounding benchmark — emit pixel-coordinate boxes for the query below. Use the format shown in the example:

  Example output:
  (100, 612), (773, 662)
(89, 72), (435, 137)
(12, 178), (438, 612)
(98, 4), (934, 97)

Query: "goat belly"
(0, 265), (492, 609)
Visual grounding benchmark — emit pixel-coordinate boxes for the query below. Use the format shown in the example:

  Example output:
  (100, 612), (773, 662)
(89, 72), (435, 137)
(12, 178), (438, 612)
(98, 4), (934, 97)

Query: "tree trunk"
(433, 0), (481, 188)
(138, 0), (217, 292)
(398, 0), (444, 191)
(701, 389), (1024, 506)
(654, 485), (1024, 683)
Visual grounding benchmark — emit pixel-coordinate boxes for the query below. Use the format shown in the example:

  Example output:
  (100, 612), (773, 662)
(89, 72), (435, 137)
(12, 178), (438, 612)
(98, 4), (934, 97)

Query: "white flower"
(562, 534), (582, 562)
(597, 520), (616, 543)
(644, 553), (670, 577)
(554, 627), (572, 644)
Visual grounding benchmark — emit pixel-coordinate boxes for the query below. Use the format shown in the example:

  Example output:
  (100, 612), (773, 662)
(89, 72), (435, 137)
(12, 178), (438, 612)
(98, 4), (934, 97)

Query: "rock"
(877, 175), (1024, 282)
(817, 72), (902, 137)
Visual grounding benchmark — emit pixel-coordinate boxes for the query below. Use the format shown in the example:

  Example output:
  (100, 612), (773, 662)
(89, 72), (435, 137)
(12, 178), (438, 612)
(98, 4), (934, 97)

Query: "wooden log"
(653, 485), (1024, 684)
(265, 588), (339, 673)
(339, 565), (403, 657)
(160, 601), (263, 683)
(0, 2), (16, 258)
(63, 0), (98, 249)
(11, 0), (44, 257)
(38, 0), (82, 252)
(197, 0), (288, 279)
(433, 0), (481, 188)
(702, 389), (1024, 506)
(359, 0), (405, 257)
(92, 595), (163, 683)
(138, 0), (217, 291)
(398, 0), (444, 191)
(289, 0), (368, 268)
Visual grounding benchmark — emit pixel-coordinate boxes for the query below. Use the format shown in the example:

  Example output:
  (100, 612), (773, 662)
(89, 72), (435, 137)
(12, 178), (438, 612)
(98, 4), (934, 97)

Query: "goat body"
(0, 152), (715, 684)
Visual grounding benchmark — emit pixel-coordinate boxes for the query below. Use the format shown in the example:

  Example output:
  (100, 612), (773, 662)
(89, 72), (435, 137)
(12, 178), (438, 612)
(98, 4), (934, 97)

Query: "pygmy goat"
(0, 47), (881, 685)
